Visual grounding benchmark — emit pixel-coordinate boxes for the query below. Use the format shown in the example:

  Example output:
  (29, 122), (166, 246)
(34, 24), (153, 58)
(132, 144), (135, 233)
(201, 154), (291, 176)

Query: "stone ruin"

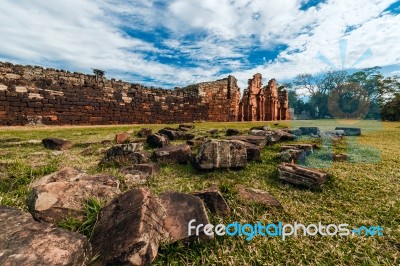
(0, 62), (290, 125)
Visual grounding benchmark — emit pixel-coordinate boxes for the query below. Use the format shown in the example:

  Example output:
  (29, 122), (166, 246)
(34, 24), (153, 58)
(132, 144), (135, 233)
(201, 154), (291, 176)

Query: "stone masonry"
(0, 62), (289, 125)
(239, 74), (290, 121)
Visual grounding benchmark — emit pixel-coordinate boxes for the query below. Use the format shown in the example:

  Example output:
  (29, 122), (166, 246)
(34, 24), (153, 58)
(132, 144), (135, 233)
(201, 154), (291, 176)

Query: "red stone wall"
(0, 62), (240, 126)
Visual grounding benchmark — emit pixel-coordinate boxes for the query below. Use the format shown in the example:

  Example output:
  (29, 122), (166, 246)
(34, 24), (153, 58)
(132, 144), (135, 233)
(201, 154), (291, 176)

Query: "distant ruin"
(0, 62), (290, 125)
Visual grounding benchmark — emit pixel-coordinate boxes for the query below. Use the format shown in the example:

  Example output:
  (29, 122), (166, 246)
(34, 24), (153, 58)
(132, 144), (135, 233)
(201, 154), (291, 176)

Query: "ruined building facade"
(239, 73), (290, 121)
(0, 62), (289, 126)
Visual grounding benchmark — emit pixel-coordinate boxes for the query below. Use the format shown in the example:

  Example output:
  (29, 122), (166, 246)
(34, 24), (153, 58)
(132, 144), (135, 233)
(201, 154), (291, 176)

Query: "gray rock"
(99, 143), (149, 167)
(137, 128), (152, 138)
(335, 127), (361, 136)
(0, 206), (92, 266)
(192, 186), (230, 216)
(226, 135), (267, 148)
(299, 127), (320, 135)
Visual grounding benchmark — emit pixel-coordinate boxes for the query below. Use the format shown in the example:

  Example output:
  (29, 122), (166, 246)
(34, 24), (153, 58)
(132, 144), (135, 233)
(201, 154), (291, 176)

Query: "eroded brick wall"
(0, 62), (240, 125)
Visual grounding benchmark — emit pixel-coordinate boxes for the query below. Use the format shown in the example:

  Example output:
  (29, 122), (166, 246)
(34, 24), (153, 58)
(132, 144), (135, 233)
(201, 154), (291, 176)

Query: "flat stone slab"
(335, 127), (361, 136)
(99, 143), (149, 167)
(236, 185), (282, 207)
(146, 133), (170, 148)
(0, 206), (92, 266)
(160, 191), (212, 243)
(277, 163), (329, 188)
(226, 135), (267, 148)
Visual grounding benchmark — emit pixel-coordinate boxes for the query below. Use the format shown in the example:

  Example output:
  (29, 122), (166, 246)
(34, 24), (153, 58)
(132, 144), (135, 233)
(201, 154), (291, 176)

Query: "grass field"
(0, 120), (399, 265)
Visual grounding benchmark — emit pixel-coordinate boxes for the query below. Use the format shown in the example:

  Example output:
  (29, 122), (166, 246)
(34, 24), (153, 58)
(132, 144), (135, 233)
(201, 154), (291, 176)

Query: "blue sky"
(0, 0), (399, 90)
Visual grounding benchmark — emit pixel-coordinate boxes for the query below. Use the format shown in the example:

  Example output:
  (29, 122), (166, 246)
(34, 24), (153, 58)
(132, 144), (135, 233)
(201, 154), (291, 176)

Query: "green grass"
(0, 120), (399, 265)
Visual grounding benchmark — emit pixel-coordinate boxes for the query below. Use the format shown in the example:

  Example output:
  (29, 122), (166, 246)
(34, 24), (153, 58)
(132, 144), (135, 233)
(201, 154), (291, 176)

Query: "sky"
(0, 0), (399, 90)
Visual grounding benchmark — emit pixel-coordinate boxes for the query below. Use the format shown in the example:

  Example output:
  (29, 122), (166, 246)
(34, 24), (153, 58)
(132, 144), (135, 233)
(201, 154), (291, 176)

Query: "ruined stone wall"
(0, 62), (240, 125)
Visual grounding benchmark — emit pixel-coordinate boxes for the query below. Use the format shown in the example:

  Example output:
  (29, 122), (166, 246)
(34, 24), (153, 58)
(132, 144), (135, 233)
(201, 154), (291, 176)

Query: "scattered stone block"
(179, 124), (195, 131)
(299, 127), (320, 135)
(226, 128), (240, 136)
(192, 186), (230, 216)
(160, 191), (211, 243)
(115, 132), (130, 144)
(236, 185), (282, 207)
(332, 153), (348, 162)
(137, 128), (152, 138)
(195, 140), (247, 170)
(155, 144), (191, 164)
(146, 133), (170, 148)
(335, 127), (361, 136)
(281, 144), (313, 155)
(28, 167), (120, 223)
(277, 163), (329, 188)
(227, 135), (267, 148)
(158, 128), (195, 140)
(99, 143), (149, 167)
(42, 138), (72, 150)
(0, 206), (92, 266)
(279, 149), (306, 163)
(91, 189), (166, 266)
(238, 141), (261, 161)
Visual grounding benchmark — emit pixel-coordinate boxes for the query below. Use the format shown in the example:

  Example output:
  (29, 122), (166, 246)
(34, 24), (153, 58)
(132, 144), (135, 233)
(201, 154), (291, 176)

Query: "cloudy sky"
(1, 0), (399, 89)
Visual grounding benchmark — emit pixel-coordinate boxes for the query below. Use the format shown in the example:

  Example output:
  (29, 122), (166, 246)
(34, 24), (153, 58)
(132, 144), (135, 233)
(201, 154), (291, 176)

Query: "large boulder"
(42, 138), (72, 150)
(226, 128), (240, 136)
(160, 192), (212, 243)
(277, 163), (330, 188)
(99, 143), (149, 167)
(155, 144), (191, 164)
(195, 140), (248, 170)
(192, 186), (230, 216)
(0, 206), (92, 266)
(91, 189), (166, 266)
(146, 133), (170, 148)
(28, 167), (120, 223)
(239, 141), (261, 162)
(226, 135), (267, 148)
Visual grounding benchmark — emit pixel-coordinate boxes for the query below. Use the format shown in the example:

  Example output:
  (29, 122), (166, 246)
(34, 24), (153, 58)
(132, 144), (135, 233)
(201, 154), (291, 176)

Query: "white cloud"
(0, 0), (399, 90)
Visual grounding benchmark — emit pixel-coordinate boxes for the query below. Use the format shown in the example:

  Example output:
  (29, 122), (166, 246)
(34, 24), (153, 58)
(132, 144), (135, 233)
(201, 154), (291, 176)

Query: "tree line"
(285, 67), (400, 121)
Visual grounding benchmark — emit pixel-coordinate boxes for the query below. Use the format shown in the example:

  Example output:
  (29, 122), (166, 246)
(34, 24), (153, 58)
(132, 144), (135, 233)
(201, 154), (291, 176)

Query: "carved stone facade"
(239, 73), (290, 121)
(0, 62), (289, 126)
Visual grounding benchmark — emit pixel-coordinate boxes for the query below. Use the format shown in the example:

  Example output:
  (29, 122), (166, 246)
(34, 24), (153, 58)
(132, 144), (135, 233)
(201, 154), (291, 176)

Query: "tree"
(382, 93), (400, 121)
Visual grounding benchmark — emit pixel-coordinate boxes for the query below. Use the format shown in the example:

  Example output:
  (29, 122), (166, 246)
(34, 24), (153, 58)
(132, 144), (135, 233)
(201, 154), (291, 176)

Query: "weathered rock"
(335, 127), (361, 136)
(206, 129), (219, 136)
(299, 127), (320, 135)
(155, 144), (191, 164)
(250, 125), (270, 131)
(275, 130), (297, 141)
(121, 163), (160, 177)
(280, 128), (302, 136)
(0, 206), (92, 266)
(99, 143), (149, 167)
(146, 133), (170, 148)
(158, 128), (195, 140)
(226, 135), (267, 148)
(195, 140), (247, 169)
(137, 128), (152, 138)
(115, 132), (130, 144)
(28, 167), (120, 223)
(131, 138), (147, 143)
(178, 124), (195, 131)
(186, 139), (204, 148)
(226, 128), (240, 136)
(332, 153), (348, 162)
(238, 141), (261, 161)
(160, 191), (211, 243)
(281, 144), (313, 155)
(42, 138), (72, 150)
(248, 129), (270, 136)
(236, 185), (282, 207)
(278, 149), (306, 163)
(91, 189), (166, 266)
(277, 163), (329, 188)
(192, 186), (230, 216)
